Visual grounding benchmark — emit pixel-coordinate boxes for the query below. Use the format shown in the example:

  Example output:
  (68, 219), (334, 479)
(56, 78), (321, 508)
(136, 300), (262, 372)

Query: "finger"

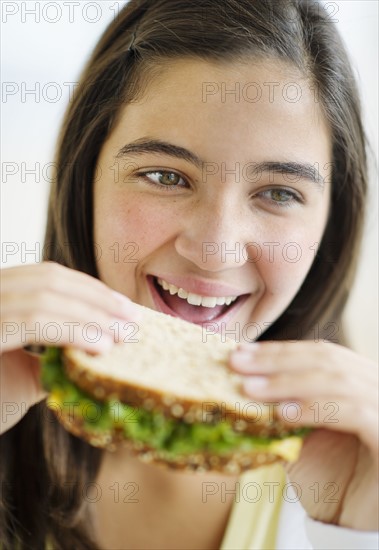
(1, 262), (142, 321)
(243, 377), (378, 453)
(283, 400), (378, 455)
(1, 288), (130, 329)
(240, 370), (371, 401)
(1, 312), (115, 354)
(229, 341), (327, 374)
(229, 341), (375, 384)
(273, 400), (343, 430)
(1, 284), (131, 352)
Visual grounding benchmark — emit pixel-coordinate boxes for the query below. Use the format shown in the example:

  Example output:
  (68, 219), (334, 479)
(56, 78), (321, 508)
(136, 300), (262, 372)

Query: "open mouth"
(147, 275), (248, 326)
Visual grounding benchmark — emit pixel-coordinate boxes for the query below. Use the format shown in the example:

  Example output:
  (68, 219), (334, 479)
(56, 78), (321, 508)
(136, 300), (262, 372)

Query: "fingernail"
(238, 343), (260, 352)
(230, 350), (255, 369)
(243, 376), (268, 393)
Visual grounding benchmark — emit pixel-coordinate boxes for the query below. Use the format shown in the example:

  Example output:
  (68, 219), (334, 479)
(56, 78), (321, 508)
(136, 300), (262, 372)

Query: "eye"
(259, 188), (302, 207)
(137, 170), (188, 190)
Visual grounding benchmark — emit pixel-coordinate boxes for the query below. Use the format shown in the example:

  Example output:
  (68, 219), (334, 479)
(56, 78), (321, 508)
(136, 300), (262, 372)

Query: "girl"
(1, 0), (378, 548)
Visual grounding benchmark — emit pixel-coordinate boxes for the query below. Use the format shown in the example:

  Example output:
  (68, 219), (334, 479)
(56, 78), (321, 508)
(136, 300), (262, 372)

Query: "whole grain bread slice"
(63, 306), (287, 437)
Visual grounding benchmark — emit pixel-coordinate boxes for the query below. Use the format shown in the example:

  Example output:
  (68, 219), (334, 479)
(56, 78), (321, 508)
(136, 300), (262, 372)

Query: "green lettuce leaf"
(41, 347), (310, 457)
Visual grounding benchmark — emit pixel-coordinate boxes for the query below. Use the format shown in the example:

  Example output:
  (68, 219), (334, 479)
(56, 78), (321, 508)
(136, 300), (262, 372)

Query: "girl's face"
(94, 59), (331, 339)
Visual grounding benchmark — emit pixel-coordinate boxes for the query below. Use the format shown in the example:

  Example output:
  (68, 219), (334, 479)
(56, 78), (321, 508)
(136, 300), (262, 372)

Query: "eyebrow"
(248, 161), (324, 187)
(116, 138), (203, 167)
(116, 138), (324, 187)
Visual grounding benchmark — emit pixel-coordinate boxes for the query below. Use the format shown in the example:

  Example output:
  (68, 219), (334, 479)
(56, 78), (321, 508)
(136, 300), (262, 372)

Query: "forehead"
(110, 58), (332, 166)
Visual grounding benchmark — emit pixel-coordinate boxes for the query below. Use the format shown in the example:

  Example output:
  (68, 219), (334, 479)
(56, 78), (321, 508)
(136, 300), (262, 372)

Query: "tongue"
(162, 290), (226, 323)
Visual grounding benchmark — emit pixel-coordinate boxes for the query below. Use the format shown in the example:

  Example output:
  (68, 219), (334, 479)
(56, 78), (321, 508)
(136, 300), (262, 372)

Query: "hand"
(0, 262), (142, 434)
(229, 341), (378, 530)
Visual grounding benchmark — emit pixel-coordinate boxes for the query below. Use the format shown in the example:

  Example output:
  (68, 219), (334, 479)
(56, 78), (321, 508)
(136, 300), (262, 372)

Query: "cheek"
(247, 229), (322, 328)
(253, 226), (321, 300)
(250, 195), (329, 298)
(94, 189), (178, 282)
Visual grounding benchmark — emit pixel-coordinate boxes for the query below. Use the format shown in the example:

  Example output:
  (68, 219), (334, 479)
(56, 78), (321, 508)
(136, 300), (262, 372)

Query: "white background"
(1, 1), (378, 360)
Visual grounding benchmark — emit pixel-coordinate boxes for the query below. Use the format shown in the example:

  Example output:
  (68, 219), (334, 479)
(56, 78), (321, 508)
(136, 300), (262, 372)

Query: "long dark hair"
(0, 1), (368, 547)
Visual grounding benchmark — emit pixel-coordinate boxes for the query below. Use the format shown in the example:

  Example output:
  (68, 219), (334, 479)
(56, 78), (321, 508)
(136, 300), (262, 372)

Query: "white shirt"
(277, 489), (379, 549)
(219, 464), (379, 549)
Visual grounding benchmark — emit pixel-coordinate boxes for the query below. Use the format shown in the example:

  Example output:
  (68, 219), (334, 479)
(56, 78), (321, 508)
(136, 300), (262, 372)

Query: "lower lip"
(146, 275), (249, 333)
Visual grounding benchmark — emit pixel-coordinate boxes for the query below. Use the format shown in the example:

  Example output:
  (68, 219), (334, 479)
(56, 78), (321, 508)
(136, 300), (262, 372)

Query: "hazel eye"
(157, 172), (181, 185)
(260, 188), (301, 207)
(140, 171), (187, 188)
(270, 189), (293, 202)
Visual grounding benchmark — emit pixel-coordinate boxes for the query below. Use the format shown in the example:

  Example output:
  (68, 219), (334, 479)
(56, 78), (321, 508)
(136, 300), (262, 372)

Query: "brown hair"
(0, 1), (368, 547)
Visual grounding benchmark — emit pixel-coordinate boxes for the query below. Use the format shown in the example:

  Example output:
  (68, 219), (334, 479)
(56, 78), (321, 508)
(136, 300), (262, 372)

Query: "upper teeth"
(157, 278), (238, 308)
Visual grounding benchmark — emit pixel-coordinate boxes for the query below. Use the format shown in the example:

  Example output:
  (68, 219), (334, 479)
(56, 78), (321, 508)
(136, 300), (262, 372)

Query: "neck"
(91, 447), (239, 549)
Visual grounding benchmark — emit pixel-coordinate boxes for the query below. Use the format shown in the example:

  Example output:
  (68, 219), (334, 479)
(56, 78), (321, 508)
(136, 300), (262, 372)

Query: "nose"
(174, 195), (255, 272)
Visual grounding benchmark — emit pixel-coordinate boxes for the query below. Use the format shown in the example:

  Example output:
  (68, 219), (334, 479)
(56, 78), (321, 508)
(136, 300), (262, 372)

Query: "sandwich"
(41, 306), (309, 474)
